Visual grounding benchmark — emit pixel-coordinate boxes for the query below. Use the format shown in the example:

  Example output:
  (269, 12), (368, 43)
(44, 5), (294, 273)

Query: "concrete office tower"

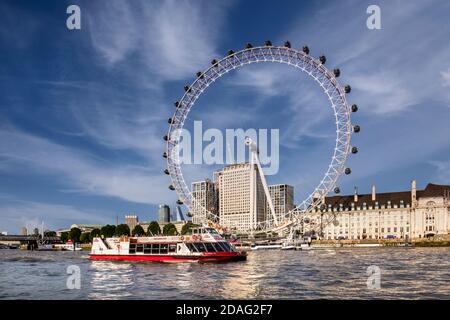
(218, 163), (266, 231)
(267, 184), (295, 225)
(191, 179), (217, 225)
(125, 215), (139, 231)
(158, 204), (171, 223)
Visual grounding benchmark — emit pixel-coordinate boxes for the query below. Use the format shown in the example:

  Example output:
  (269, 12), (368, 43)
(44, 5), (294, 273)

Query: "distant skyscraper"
(158, 204), (170, 223)
(20, 227), (28, 236)
(267, 184), (295, 225)
(125, 215), (139, 231)
(176, 206), (185, 221)
(191, 179), (217, 225)
(218, 163), (266, 231)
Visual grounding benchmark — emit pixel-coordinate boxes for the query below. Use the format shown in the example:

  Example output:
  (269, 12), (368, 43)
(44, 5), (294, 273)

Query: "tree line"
(60, 221), (197, 243)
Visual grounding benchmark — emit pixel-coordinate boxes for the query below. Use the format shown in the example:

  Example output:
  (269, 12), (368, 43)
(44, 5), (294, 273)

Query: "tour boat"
(89, 227), (247, 263)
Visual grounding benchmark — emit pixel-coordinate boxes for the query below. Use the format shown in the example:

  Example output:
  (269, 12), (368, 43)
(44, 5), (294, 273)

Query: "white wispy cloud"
(284, 0), (450, 115)
(227, 63), (335, 148)
(219, 0), (450, 194)
(0, 126), (174, 205)
(49, 0), (236, 164)
(429, 160), (450, 183)
(0, 198), (111, 232)
(37, 79), (166, 163)
(441, 68), (450, 87)
(86, 0), (233, 80)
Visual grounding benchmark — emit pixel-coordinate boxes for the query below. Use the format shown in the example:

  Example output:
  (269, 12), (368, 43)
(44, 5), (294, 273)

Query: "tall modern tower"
(191, 179), (217, 225)
(158, 204), (170, 223)
(218, 163), (266, 231)
(267, 184), (295, 225)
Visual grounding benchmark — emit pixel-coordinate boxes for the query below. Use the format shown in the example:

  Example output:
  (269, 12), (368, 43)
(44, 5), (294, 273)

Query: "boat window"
(219, 242), (232, 252)
(194, 243), (207, 252)
(216, 242), (227, 252)
(129, 244), (136, 254)
(151, 244), (160, 254)
(168, 244), (176, 253)
(186, 243), (197, 252)
(204, 243), (216, 252)
(207, 228), (219, 235)
(144, 244), (151, 254)
(160, 244), (168, 254)
(136, 244), (144, 253)
(211, 243), (222, 252)
(225, 242), (237, 252)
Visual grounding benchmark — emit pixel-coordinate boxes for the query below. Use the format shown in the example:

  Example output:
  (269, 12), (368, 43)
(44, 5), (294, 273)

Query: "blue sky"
(1, 0), (450, 233)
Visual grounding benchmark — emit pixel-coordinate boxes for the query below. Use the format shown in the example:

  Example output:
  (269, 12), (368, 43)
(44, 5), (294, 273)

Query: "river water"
(0, 247), (448, 299)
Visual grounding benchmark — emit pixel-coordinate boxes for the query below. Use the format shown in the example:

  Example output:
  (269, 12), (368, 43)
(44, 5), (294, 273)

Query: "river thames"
(0, 247), (448, 299)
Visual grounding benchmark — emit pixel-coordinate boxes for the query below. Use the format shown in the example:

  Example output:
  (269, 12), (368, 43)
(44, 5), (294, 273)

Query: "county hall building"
(308, 180), (450, 240)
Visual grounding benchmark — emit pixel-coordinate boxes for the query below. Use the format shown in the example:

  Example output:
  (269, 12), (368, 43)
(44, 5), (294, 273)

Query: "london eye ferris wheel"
(163, 41), (360, 234)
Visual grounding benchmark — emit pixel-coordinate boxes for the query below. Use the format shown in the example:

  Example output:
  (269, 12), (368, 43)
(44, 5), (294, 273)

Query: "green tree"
(163, 223), (178, 236)
(114, 224), (130, 236)
(181, 221), (197, 235)
(132, 225), (145, 236)
(147, 221), (161, 236)
(79, 232), (91, 244)
(68, 227), (82, 243)
(100, 225), (116, 238)
(60, 231), (69, 242)
(90, 228), (101, 241)
(44, 230), (57, 237)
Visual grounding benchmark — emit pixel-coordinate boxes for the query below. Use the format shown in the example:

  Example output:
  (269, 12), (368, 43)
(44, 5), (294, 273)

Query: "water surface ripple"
(0, 248), (448, 299)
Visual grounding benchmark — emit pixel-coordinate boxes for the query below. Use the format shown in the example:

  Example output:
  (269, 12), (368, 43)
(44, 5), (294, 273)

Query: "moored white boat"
(352, 243), (383, 248)
(55, 240), (82, 251)
(250, 243), (282, 250)
(297, 243), (312, 251)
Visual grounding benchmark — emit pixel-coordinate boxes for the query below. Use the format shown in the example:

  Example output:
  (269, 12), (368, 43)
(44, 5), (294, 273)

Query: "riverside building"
(218, 163), (267, 231)
(191, 179), (218, 225)
(125, 215), (139, 231)
(306, 180), (450, 240)
(267, 184), (295, 224)
(158, 204), (171, 223)
(191, 165), (295, 231)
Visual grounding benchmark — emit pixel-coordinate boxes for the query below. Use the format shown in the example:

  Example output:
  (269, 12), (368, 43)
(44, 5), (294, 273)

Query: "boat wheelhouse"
(89, 227), (246, 263)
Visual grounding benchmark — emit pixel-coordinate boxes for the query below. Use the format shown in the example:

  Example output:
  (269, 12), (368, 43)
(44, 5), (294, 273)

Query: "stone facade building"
(306, 181), (450, 240)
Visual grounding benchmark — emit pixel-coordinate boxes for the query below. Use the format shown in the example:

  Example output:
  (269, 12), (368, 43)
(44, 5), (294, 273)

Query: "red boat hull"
(89, 252), (246, 263)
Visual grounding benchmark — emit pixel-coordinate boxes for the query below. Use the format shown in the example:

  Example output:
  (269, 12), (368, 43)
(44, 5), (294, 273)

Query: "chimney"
(411, 179), (417, 207)
(354, 186), (358, 202)
(372, 185), (376, 201)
